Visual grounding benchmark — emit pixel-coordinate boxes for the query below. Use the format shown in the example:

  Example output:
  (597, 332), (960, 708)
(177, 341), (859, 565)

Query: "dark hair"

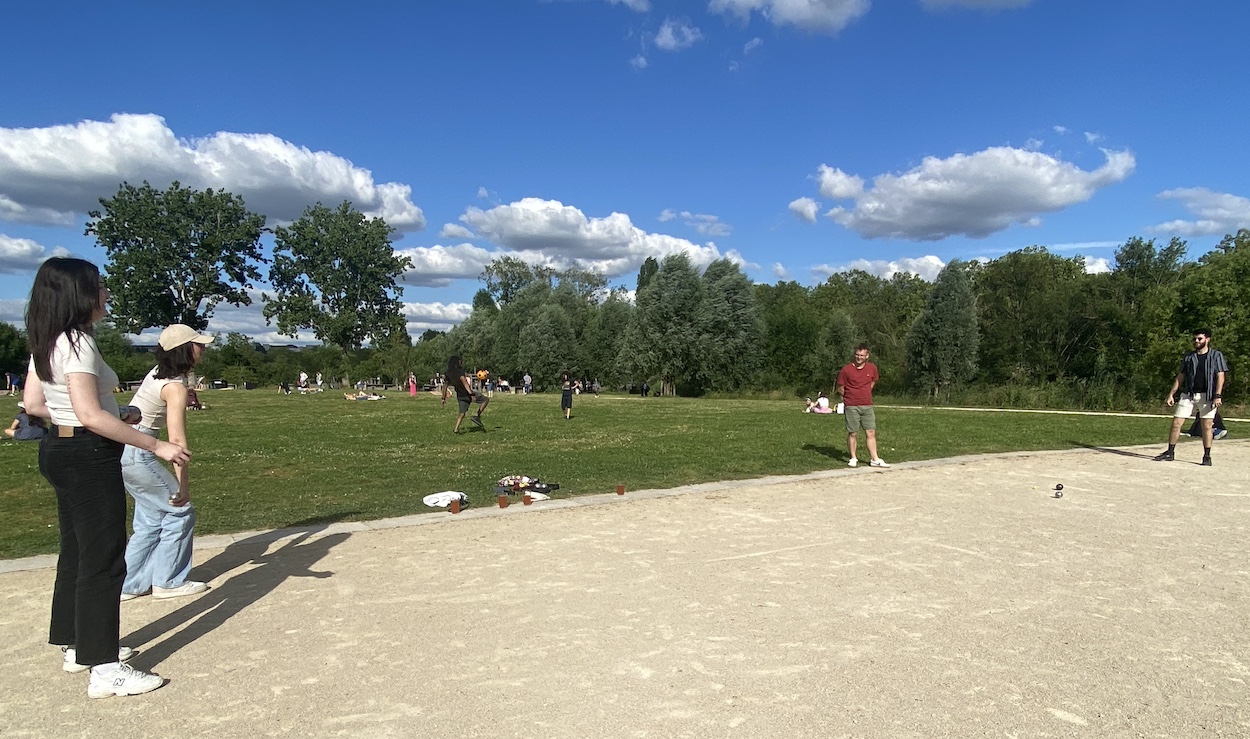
(447, 355), (463, 377)
(154, 343), (199, 379)
(26, 258), (103, 382)
(1193, 329), (1212, 339)
(854, 343), (871, 353)
(561, 371), (570, 382)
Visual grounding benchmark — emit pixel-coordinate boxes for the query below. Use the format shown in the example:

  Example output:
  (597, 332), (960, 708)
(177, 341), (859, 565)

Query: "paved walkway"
(2, 441), (1247, 737)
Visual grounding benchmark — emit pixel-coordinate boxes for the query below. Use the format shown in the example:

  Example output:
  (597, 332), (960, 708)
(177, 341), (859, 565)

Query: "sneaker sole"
(88, 679), (164, 699)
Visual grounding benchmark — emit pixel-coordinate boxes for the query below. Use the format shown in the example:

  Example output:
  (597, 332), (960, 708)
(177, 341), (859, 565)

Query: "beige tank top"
(129, 366), (186, 430)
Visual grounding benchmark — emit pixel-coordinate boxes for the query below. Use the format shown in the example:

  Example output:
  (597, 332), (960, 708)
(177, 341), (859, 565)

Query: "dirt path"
(2, 441), (1247, 737)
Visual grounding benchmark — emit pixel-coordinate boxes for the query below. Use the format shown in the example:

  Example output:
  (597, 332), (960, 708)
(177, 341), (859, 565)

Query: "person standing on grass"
(442, 355), (488, 433)
(836, 343), (889, 468)
(120, 324), (214, 603)
(560, 371), (574, 420)
(408, 371), (417, 397)
(1154, 328), (1228, 466)
(24, 257), (190, 698)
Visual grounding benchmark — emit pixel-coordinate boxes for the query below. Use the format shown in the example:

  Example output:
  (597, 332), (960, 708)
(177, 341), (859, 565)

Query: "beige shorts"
(1174, 393), (1217, 420)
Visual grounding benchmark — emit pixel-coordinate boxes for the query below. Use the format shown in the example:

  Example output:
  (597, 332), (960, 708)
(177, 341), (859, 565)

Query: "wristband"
(1213, 394), (1222, 399)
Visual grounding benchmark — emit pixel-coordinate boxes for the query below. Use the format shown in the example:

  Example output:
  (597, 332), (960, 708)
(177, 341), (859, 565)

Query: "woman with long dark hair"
(120, 324), (213, 602)
(440, 355), (489, 433)
(24, 257), (190, 698)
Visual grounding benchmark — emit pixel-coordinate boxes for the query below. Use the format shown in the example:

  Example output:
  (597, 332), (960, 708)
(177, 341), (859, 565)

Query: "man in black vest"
(1154, 328), (1229, 466)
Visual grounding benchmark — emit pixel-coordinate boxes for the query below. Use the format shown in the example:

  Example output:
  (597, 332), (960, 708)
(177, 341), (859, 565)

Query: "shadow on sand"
(1068, 442), (1158, 460)
(123, 516), (355, 670)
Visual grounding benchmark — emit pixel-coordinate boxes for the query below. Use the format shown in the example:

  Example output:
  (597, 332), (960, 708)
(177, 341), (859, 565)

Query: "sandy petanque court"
(1, 441), (1247, 738)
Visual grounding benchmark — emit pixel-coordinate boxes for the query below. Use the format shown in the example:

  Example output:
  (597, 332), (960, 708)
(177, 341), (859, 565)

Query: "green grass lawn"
(0, 390), (1172, 559)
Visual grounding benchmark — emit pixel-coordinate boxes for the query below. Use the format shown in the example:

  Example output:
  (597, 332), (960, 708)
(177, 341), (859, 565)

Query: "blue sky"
(2, 0), (1247, 342)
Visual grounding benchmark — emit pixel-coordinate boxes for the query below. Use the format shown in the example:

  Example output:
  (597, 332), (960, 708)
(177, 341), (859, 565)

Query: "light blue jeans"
(121, 428), (196, 593)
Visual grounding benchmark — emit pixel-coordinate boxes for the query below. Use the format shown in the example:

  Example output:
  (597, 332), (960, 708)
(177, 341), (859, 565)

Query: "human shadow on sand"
(122, 518), (352, 670)
(1068, 442), (1159, 460)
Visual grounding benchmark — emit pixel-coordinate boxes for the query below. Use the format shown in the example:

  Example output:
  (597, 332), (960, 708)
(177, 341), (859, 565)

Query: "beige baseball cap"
(158, 324), (215, 351)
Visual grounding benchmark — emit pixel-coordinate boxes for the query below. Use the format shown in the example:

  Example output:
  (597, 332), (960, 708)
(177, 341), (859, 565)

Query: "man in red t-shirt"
(835, 343), (889, 468)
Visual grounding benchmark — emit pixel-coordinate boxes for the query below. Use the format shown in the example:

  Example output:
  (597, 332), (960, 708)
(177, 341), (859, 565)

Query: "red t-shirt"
(837, 362), (878, 406)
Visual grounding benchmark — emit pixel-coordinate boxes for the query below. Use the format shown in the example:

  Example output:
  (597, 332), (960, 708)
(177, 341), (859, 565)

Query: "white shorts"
(1174, 393), (1217, 420)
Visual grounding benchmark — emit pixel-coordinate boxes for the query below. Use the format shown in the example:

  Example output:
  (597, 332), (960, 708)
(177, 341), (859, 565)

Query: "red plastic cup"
(450, 498), (461, 514)
(498, 494), (508, 508)
(616, 484), (625, 495)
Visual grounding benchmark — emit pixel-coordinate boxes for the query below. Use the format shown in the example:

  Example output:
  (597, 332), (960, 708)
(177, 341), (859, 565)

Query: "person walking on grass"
(560, 371), (574, 420)
(1154, 328), (1228, 466)
(836, 343), (889, 468)
(119, 324), (214, 603)
(24, 257), (190, 698)
(441, 355), (488, 433)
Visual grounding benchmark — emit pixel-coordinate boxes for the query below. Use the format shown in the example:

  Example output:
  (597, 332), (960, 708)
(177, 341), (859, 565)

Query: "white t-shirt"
(129, 365), (185, 430)
(27, 331), (120, 427)
(816, 396), (830, 410)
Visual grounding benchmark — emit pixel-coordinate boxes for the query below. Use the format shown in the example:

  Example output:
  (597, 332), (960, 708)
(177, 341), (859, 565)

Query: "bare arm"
(67, 372), (190, 465)
(1213, 371), (1225, 407)
(23, 372), (50, 419)
(161, 382), (191, 503)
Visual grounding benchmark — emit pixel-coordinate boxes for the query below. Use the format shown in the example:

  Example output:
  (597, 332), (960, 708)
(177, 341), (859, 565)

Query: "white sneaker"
(870, 458), (890, 468)
(153, 581), (209, 600)
(63, 646), (135, 674)
(847, 458), (858, 468)
(120, 589), (149, 602)
(87, 663), (164, 698)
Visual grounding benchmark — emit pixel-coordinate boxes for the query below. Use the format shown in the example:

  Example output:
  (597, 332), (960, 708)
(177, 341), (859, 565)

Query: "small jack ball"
(1055, 484), (1064, 491)
(1055, 491), (1063, 498)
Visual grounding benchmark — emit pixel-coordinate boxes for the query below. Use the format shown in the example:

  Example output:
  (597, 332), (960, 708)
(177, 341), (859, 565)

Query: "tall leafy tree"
(697, 259), (764, 391)
(618, 253), (705, 395)
(517, 304), (575, 387)
(481, 256), (553, 305)
(1175, 228), (1250, 400)
(0, 322), (26, 377)
(636, 256), (659, 294)
(907, 260), (979, 399)
(87, 181), (266, 332)
(264, 202), (413, 364)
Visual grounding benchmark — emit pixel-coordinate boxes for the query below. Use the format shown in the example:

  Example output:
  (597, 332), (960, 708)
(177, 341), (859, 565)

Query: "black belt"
(50, 425), (92, 438)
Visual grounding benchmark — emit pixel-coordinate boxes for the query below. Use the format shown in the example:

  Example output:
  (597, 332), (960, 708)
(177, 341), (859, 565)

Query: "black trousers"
(39, 431), (126, 667)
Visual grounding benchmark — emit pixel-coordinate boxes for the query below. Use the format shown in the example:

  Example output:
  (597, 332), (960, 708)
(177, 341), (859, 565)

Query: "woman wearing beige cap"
(119, 324), (213, 603)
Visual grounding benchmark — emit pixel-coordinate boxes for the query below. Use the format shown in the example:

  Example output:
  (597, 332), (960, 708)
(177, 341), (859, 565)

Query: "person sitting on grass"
(5, 401), (48, 440)
(804, 391), (833, 414)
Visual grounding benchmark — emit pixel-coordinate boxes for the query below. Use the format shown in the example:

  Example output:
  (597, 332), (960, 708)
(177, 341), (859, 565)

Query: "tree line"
(0, 179), (1245, 410)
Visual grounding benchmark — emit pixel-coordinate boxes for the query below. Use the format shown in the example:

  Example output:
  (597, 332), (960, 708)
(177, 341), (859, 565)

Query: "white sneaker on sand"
(152, 581), (209, 600)
(62, 646), (135, 674)
(87, 663), (164, 698)
(120, 589), (149, 602)
(870, 458), (890, 468)
(847, 458), (858, 468)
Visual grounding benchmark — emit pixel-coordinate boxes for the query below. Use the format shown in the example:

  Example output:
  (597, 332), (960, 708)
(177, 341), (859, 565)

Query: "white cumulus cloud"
(1084, 257), (1112, 274)
(0, 233), (71, 274)
(395, 243), (499, 287)
(789, 197), (821, 223)
(440, 223), (474, 239)
(1150, 188), (1250, 237)
(819, 146), (1135, 241)
(709, 0), (871, 35)
(401, 301), (474, 332)
(772, 262), (790, 279)
(0, 113), (426, 231)
(813, 255), (947, 281)
(460, 198), (734, 276)
(817, 164), (865, 199)
(655, 18), (704, 51)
